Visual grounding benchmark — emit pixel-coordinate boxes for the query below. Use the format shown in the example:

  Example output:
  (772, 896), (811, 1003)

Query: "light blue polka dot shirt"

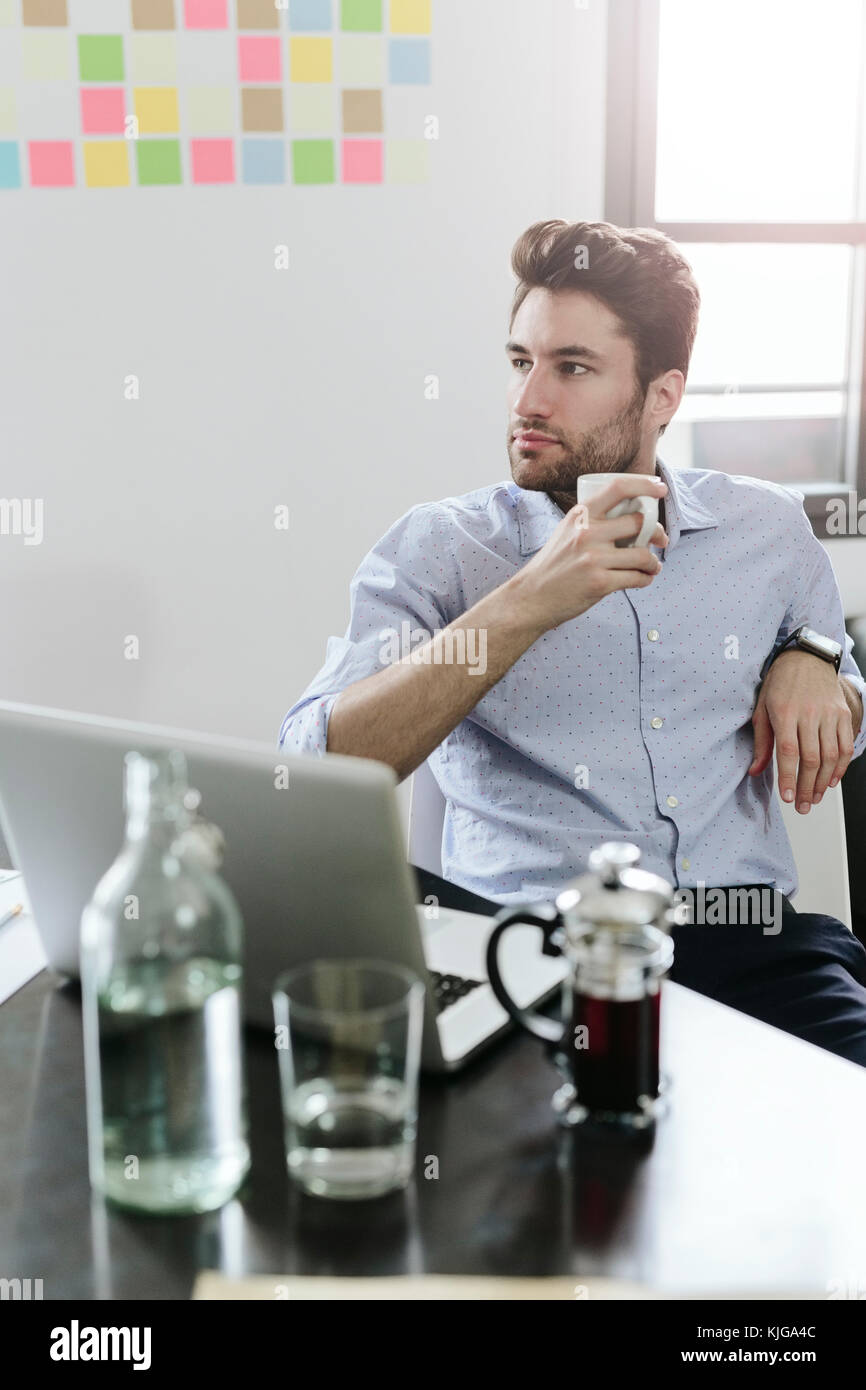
(279, 458), (866, 904)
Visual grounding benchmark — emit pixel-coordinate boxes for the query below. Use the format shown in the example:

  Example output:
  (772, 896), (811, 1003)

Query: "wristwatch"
(770, 625), (843, 673)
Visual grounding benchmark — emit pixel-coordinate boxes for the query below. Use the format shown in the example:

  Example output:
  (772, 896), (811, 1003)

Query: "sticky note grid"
(0, 0), (433, 190)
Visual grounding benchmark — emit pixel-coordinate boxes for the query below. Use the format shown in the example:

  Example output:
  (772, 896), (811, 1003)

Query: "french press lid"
(554, 842), (684, 935)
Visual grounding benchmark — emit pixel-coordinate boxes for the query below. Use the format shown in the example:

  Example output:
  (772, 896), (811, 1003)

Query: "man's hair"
(509, 220), (700, 435)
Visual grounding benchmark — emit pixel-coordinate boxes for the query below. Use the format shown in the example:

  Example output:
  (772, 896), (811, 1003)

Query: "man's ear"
(651, 369), (685, 431)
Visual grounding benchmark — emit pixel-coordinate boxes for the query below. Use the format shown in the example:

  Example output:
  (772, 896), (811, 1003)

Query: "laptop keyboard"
(429, 970), (485, 1015)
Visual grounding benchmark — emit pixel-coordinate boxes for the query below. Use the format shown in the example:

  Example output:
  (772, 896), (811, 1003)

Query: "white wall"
(0, 0), (608, 743)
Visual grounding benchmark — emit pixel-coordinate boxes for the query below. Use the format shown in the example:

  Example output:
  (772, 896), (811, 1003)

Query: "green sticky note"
(78, 35), (124, 82)
(291, 138), (335, 183)
(386, 138), (428, 183)
(136, 138), (182, 185)
(340, 0), (382, 32)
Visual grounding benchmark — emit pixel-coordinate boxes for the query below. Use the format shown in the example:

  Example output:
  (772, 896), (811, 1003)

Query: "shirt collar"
(509, 456), (720, 557)
(656, 456), (719, 548)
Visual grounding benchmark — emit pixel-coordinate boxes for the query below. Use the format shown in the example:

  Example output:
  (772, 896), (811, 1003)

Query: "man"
(280, 219), (866, 1066)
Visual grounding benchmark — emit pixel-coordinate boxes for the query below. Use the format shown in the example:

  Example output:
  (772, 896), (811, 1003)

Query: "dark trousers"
(669, 902), (866, 1068)
(412, 866), (866, 1071)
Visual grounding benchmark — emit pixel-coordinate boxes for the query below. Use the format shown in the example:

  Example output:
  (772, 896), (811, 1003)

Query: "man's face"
(506, 287), (649, 493)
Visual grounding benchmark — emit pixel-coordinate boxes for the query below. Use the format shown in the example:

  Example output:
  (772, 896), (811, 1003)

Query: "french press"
(486, 842), (686, 1130)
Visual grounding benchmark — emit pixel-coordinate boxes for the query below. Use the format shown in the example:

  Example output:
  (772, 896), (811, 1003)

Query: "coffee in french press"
(486, 842), (687, 1130)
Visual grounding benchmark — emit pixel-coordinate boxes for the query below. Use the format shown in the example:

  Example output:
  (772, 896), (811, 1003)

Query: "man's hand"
(510, 474), (669, 633)
(749, 649), (863, 812)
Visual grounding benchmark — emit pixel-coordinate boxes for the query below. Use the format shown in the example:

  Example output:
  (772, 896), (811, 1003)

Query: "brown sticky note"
(237, 0), (280, 28)
(131, 0), (176, 28)
(241, 87), (284, 132)
(342, 89), (383, 134)
(22, 0), (68, 24)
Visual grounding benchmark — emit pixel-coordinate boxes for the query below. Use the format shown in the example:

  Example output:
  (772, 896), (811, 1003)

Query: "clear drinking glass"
(273, 959), (425, 1200)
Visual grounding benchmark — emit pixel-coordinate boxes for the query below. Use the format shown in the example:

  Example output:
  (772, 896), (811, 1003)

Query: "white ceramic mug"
(576, 473), (659, 549)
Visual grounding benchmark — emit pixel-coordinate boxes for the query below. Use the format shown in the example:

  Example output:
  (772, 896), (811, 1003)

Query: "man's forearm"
(326, 574), (547, 781)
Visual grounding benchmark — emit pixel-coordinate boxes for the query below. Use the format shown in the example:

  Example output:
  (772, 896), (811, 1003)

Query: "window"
(606, 0), (866, 536)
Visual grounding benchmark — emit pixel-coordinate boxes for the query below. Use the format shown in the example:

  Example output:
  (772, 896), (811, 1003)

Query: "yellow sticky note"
(390, 0), (431, 34)
(83, 140), (130, 187)
(133, 86), (179, 134)
(289, 37), (332, 83)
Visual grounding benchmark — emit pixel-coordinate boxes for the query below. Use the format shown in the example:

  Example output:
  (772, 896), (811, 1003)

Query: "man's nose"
(512, 367), (554, 420)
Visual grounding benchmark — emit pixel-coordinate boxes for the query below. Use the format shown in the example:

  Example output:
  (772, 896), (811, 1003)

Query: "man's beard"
(509, 385), (647, 493)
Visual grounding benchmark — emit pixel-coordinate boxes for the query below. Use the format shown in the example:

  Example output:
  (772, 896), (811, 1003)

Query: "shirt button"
(681, 857), (690, 871)
(650, 716), (664, 729)
(666, 795), (679, 808)
(647, 629), (660, 641)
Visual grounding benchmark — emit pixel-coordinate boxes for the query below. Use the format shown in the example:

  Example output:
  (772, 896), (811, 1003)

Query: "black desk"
(2, 965), (866, 1299)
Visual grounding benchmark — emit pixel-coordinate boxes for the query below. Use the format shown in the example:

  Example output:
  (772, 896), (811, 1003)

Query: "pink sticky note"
(183, 0), (228, 28)
(80, 88), (126, 136)
(238, 36), (282, 82)
(342, 139), (383, 184)
(191, 138), (235, 184)
(29, 141), (75, 187)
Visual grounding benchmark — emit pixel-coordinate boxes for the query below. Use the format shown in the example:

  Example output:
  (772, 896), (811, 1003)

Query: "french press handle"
(485, 902), (568, 1049)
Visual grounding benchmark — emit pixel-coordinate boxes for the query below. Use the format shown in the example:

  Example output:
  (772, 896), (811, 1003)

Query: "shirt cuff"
(277, 693), (338, 758)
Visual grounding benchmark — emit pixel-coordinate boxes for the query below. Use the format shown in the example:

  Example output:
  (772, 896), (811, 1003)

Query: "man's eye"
(509, 358), (589, 375)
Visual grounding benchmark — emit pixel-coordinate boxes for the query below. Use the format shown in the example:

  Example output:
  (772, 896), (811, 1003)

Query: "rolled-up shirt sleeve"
(278, 502), (458, 756)
(761, 490), (866, 761)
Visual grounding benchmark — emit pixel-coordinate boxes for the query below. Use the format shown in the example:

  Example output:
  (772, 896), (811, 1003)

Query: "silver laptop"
(0, 701), (566, 1073)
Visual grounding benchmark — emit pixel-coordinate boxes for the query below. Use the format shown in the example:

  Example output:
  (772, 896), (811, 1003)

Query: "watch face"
(800, 628), (842, 661)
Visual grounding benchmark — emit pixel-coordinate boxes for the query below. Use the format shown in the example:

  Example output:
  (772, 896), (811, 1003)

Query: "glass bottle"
(80, 749), (249, 1214)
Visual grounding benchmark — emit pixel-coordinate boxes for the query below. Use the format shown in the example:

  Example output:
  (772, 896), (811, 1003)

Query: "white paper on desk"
(0, 877), (46, 1005)
(193, 1272), (826, 1301)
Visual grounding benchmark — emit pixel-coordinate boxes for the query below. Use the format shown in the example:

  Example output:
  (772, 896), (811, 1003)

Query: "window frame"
(604, 0), (866, 538)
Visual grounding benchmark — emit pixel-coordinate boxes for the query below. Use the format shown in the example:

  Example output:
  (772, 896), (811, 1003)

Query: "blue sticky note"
(242, 138), (285, 184)
(290, 0), (332, 29)
(0, 141), (21, 189)
(389, 37), (430, 84)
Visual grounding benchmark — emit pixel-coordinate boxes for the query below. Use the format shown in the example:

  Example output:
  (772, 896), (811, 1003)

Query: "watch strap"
(770, 625), (842, 673)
